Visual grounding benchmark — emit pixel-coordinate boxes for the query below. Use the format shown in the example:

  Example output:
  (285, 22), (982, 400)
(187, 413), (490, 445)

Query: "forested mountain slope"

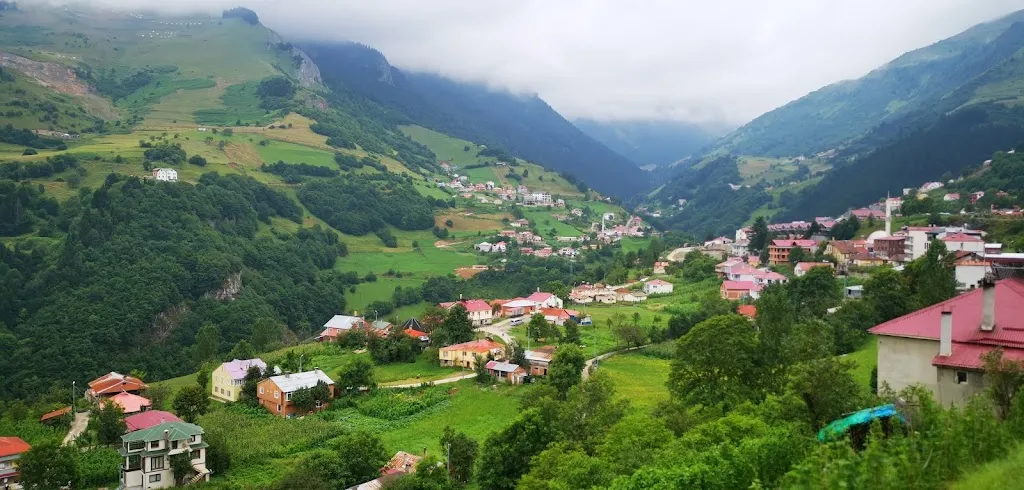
(302, 42), (649, 197)
(712, 10), (1024, 158)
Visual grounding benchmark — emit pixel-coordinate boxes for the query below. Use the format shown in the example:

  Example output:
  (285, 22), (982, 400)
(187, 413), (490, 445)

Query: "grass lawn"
(334, 230), (482, 277)
(841, 337), (878, 391)
(619, 237), (652, 254)
(255, 139), (338, 167)
(600, 351), (672, 410)
(346, 276), (425, 313)
(400, 125), (487, 167)
(951, 443), (1024, 490)
(523, 209), (585, 237)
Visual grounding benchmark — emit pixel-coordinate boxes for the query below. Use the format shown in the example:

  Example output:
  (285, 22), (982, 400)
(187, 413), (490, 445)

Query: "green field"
(952, 443), (1024, 490)
(194, 81), (277, 126)
(255, 139), (338, 167)
(400, 125), (488, 167)
(345, 276), (425, 313)
(600, 351), (672, 410)
(842, 337), (878, 391)
(523, 209), (585, 237)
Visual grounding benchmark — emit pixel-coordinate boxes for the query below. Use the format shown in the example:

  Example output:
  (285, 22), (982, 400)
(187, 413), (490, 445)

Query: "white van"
(509, 317), (525, 326)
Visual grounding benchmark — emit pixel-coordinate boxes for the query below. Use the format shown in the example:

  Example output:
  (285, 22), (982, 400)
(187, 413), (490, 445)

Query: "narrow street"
(62, 411), (89, 446)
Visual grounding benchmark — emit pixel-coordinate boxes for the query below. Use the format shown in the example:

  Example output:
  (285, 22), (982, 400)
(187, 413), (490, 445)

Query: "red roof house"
(101, 392), (152, 414)
(86, 372), (148, 400)
(124, 410), (183, 432)
(737, 304), (758, 319)
(720, 281), (760, 301)
(870, 278), (1024, 405)
(0, 436), (30, 485)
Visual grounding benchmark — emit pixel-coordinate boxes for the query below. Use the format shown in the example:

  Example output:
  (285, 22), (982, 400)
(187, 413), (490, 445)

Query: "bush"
(22, 148), (37, 156)
(188, 155), (207, 166)
(355, 387), (449, 420)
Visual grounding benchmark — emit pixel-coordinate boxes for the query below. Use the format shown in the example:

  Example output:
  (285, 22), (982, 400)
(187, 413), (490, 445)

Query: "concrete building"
(257, 369), (335, 418)
(439, 339), (504, 369)
(0, 437), (30, 488)
(211, 358), (266, 402)
(118, 421), (210, 489)
(152, 168), (178, 182)
(643, 279), (674, 295)
(940, 233), (985, 253)
(870, 278), (1024, 406)
(768, 239), (817, 266)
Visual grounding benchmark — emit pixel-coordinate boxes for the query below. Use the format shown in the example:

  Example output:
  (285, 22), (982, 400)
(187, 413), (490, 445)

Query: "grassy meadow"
(600, 350), (672, 410)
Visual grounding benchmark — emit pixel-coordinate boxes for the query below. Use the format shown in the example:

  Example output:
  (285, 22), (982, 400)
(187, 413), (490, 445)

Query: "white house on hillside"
(153, 168), (178, 182)
(643, 279), (674, 295)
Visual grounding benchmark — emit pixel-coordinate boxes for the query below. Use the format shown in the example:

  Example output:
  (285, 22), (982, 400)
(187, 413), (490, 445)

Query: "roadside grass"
(600, 351), (672, 410)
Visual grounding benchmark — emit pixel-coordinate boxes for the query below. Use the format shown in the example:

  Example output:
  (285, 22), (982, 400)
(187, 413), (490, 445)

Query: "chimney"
(164, 429), (170, 443)
(981, 276), (996, 332)
(939, 309), (952, 357)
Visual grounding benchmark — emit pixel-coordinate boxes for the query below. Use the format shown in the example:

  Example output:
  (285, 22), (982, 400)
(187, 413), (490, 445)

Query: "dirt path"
(434, 239), (468, 248)
(381, 373), (476, 389)
(667, 247), (697, 262)
(63, 411), (89, 446)
(477, 319), (515, 345)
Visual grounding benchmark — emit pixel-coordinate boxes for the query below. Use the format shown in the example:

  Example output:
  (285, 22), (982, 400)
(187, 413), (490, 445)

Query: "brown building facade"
(257, 369), (335, 418)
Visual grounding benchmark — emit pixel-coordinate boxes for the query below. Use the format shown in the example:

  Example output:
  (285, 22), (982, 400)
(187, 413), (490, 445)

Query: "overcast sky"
(53, 1), (1024, 125)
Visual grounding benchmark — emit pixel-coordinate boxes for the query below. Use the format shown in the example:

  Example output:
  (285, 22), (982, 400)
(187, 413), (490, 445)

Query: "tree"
(93, 400), (127, 445)
(983, 348), (1024, 420)
(789, 265), (841, 316)
(196, 363), (212, 391)
(195, 323), (221, 362)
(508, 341), (528, 368)
(297, 432), (389, 489)
(548, 344), (587, 396)
(562, 319), (581, 345)
(613, 322), (646, 348)
(527, 314), (554, 341)
(251, 317), (283, 352)
(476, 408), (556, 490)
(17, 441), (81, 490)
(787, 358), (863, 430)
(669, 314), (760, 409)
(596, 413), (675, 475)
(518, 443), (614, 490)
(337, 357), (374, 392)
(240, 365), (264, 404)
(229, 339), (257, 359)
(188, 155), (207, 166)
(474, 354), (492, 384)
(145, 384), (171, 410)
(171, 452), (193, 485)
(440, 426), (478, 486)
(788, 245), (808, 264)
(204, 430), (232, 475)
(433, 305), (474, 346)
(865, 267), (911, 322)
(906, 239), (957, 308)
(749, 216), (770, 253)
(172, 385), (210, 423)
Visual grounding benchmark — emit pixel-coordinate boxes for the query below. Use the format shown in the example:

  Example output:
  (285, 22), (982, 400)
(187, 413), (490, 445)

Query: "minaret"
(885, 193), (892, 236)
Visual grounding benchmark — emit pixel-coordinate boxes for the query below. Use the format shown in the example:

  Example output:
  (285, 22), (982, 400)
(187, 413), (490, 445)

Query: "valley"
(3, 2), (1024, 490)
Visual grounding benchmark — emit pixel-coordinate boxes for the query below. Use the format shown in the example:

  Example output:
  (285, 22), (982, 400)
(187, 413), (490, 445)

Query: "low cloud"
(26, 0), (1024, 125)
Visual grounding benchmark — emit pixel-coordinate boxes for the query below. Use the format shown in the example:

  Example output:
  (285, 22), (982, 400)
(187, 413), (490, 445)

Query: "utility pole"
(446, 442), (452, 479)
(299, 354), (305, 373)
(71, 380), (76, 413)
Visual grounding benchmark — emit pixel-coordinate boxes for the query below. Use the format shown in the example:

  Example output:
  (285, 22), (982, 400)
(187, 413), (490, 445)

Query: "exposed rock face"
(205, 271), (243, 301)
(293, 48), (323, 89)
(151, 303), (190, 343)
(1, 51), (89, 95)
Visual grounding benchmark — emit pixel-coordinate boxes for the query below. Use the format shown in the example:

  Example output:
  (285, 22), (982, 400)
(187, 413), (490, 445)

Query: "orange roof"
(102, 392), (152, 414)
(88, 372), (148, 396)
(440, 339), (503, 353)
(0, 437), (30, 457)
(404, 327), (429, 338)
(40, 406), (72, 422)
(737, 304), (758, 318)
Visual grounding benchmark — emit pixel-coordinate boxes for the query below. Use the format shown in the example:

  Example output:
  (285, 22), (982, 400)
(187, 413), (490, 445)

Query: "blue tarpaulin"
(817, 404), (905, 442)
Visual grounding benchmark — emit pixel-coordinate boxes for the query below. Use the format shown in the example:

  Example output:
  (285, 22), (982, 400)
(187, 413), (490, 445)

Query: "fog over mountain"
(24, 0), (1024, 126)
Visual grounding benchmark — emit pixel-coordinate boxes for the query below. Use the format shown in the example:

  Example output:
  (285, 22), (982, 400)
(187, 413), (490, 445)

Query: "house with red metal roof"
(440, 299), (495, 326)
(869, 277), (1024, 406)
(0, 437), (30, 487)
(768, 239), (818, 266)
(124, 410), (183, 432)
(941, 233), (985, 253)
(720, 281), (761, 301)
(526, 291), (564, 309)
(439, 339), (504, 368)
(86, 372), (148, 401)
(102, 392), (152, 414)
(737, 304), (758, 319)
(794, 262), (834, 277)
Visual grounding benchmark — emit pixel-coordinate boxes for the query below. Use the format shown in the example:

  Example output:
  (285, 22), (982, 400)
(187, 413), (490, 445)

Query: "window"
(128, 441), (145, 451)
(274, 391), (279, 399)
(191, 449), (202, 460)
(0, 461), (9, 469)
(285, 392), (292, 401)
(259, 386), (265, 394)
(277, 404), (282, 412)
(127, 455), (142, 471)
(190, 435), (198, 443)
(150, 441), (160, 449)
(956, 371), (969, 384)
(150, 456), (165, 471)
(172, 441), (179, 450)
(149, 474), (162, 483)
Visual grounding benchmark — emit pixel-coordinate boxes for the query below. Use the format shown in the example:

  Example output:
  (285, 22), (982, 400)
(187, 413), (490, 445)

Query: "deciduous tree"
(18, 441), (81, 490)
(669, 314), (761, 409)
(548, 344), (587, 396)
(440, 426), (478, 486)
(172, 385), (210, 423)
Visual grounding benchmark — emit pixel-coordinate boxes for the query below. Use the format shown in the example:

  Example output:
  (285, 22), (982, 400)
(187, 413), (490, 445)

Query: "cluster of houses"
(434, 166), (567, 209)
(596, 215), (646, 242)
(716, 258), (797, 301)
(568, 279), (674, 304)
(438, 340), (558, 385)
(152, 168), (179, 182)
(477, 221), (587, 259)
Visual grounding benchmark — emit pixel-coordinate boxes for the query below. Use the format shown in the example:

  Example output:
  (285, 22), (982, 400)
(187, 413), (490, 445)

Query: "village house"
(720, 281), (760, 301)
(616, 288), (647, 303)
(350, 452), (425, 489)
(704, 236), (733, 248)
(39, 406), (72, 425)
(871, 278), (1024, 406)
(152, 168), (178, 182)
(212, 358), (266, 402)
(102, 392), (153, 415)
(540, 308), (579, 326)
(943, 193), (961, 202)
(525, 346), (557, 376)
(500, 299), (540, 317)
(737, 304), (758, 320)
(768, 239), (817, 266)
(643, 279), (674, 295)
(872, 236), (906, 261)
(371, 320), (394, 337)
(653, 261), (669, 274)
(485, 361), (527, 384)
(954, 252), (992, 291)
(794, 262), (834, 277)
(257, 369), (336, 418)
(440, 299), (495, 326)
(118, 421), (210, 489)
(475, 242), (494, 253)
(853, 250), (886, 267)
(901, 226), (944, 260)
(316, 315), (371, 342)
(755, 270), (789, 286)
(87, 372), (148, 401)
(439, 339), (504, 369)
(848, 208), (886, 221)
(527, 291), (564, 309)
(535, 247), (554, 258)
(0, 437), (30, 488)
(920, 181), (944, 192)
(125, 411), (182, 432)
(826, 240), (862, 265)
(716, 258), (744, 278)
(941, 233), (985, 253)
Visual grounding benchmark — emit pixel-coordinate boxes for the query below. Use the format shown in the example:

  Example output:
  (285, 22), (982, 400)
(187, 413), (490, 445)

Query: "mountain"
(654, 10), (1024, 231)
(712, 9), (1024, 159)
(573, 119), (722, 168)
(301, 43), (650, 198)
